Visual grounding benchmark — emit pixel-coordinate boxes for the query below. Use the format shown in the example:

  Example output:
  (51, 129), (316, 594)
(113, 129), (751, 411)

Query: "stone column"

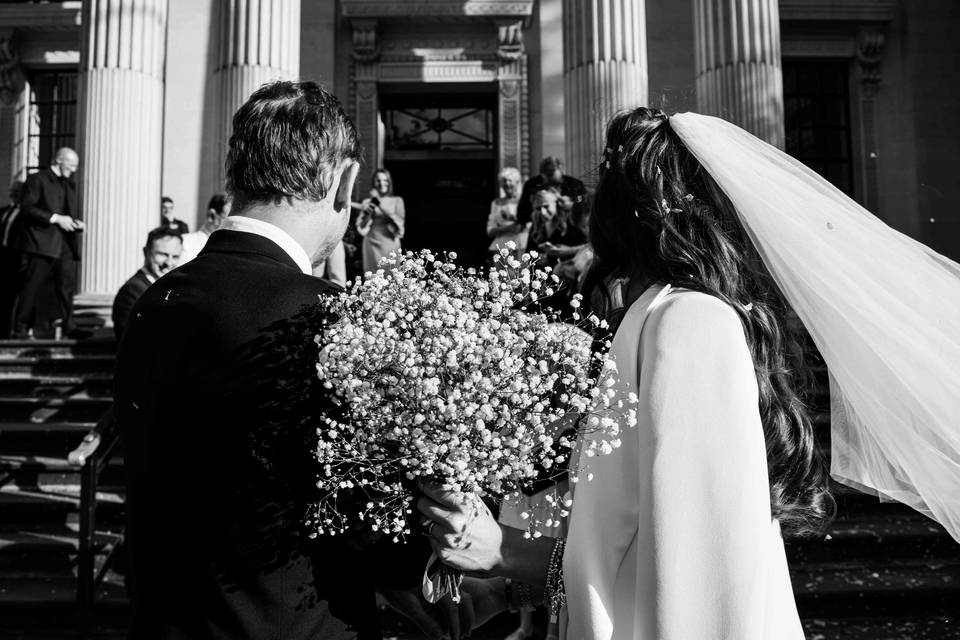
(497, 19), (528, 174)
(562, 0), (648, 180)
(693, 0), (785, 147)
(76, 0), (167, 306)
(349, 18), (379, 195)
(214, 0), (300, 189)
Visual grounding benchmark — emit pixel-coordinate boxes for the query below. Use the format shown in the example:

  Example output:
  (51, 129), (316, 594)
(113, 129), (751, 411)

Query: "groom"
(115, 82), (431, 639)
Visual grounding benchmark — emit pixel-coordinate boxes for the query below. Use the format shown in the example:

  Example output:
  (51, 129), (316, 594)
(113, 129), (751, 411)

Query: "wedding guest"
(112, 227), (182, 341)
(354, 168), (404, 272)
(13, 147), (84, 339)
(114, 81), (435, 640)
(160, 195), (189, 234)
(178, 193), (230, 265)
(516, 156), (586, 228)
(529, 187), (587, 263)
(0, 180), (24, 338)
(486, 167), (528, 260)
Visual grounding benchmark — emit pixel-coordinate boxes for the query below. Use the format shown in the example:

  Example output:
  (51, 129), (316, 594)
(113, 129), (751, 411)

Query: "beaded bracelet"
(544, 538), (567, 619)
(505, 577), (517, 613)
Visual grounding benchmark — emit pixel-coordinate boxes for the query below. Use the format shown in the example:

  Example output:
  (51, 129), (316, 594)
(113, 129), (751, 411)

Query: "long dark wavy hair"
(583, 107), (834, 537)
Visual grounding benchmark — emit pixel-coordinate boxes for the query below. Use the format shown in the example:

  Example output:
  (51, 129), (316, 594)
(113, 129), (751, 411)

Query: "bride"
(417, 106), (960, 639)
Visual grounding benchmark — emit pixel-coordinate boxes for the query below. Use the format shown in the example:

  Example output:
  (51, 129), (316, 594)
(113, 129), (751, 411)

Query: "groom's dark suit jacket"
(115, 230), (429, 640)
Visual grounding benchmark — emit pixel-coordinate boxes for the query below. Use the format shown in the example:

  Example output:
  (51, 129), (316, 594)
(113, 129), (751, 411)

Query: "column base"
(73, 292), (114, 331)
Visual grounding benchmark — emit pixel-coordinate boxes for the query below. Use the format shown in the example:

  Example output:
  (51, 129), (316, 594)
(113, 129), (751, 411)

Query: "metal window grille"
(784, 61), (854, 196)
(26, 70), (78, 174)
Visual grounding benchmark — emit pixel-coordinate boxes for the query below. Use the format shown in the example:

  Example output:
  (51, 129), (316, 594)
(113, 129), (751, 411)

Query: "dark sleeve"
(176, 220), (189, 234)
(516, 178), (536, 226)
(20, 174), (53, 227)
(112, 280), (141, 340)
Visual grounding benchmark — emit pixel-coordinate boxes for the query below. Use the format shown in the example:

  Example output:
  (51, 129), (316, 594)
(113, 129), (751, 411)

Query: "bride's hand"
(417, 483), (505, 575)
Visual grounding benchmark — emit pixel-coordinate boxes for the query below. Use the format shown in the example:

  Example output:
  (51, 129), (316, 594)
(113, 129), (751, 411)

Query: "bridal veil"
(670, 113), (960, 543)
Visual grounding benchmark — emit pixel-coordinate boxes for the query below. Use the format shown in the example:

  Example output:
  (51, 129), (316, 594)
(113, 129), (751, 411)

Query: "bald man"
(14, 147), (84, 338)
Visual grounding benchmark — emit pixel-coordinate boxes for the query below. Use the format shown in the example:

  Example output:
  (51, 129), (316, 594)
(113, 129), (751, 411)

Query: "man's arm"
(516, 178), (535, 226)
(19, 175), (54, 226)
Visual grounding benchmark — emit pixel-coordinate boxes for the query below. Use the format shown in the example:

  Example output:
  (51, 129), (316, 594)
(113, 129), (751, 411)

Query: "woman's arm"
(640, 293), (772, 638)
(384, 197), (405, 239)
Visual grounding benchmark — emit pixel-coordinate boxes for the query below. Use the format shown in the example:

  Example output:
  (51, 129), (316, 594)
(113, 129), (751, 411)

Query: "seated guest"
(112, 227), (182, 340)
(160, 196), (189, 234)
(179, 193), (230, 264)
(486, 166), (528, 260)
(515, 155), (587, 227)
(529, 187), (587, 261)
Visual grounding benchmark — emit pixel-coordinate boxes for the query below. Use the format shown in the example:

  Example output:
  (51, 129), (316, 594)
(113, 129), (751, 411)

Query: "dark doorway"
(381, 87), (498, 268)
(388, 159), (495, 266)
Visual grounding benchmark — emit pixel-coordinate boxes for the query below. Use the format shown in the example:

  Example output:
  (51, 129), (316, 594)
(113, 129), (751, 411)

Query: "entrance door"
(381, 89), (497, 268)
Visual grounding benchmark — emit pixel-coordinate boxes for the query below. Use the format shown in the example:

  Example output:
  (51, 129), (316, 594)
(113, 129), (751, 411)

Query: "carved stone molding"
(351, 19), (379, 63)
(0, 4), (82, 30)
(378, 60), (498, 83)
(857, 26), (885, 97)
(341, 0), (534, 19)
(497, 20), (524, 61)
(0, 32), (24, 107)
(779, 0), (897, 23)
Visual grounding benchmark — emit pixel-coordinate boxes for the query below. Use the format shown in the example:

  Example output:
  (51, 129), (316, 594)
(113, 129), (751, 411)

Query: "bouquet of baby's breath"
(307, 244), (636, 546)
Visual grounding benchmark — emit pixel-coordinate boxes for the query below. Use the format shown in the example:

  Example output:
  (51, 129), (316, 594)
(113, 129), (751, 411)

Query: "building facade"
(0, 0), (957, 307)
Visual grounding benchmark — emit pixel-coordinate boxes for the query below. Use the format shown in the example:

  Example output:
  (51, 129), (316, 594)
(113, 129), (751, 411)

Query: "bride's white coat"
(564, 284), (804, 640)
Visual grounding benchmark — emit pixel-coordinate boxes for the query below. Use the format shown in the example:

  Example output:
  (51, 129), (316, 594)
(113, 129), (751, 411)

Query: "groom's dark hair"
(226, 80), (362, 207)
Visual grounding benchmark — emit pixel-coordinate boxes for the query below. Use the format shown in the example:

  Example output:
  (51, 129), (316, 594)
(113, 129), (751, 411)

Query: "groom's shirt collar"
(215, 215), (312, 275)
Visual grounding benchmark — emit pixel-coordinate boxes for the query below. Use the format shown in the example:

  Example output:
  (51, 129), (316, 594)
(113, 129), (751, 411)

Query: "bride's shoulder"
(645, 289), (744, 347)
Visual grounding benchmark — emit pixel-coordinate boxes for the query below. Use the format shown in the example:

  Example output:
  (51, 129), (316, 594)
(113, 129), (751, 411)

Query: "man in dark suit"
(13, 147), (84, 338)
(0, 180), (24, 338)
(115, 81), (436, 640)
(111, 227), (183, 341)
(515, 156), (587, 231)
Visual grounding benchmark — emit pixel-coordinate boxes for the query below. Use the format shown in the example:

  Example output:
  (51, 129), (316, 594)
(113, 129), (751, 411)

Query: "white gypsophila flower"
(307, 249), (637, 539)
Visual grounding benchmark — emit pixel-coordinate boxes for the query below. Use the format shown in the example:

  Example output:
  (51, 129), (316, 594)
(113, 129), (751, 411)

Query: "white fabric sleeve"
(641, 293), (771, 639)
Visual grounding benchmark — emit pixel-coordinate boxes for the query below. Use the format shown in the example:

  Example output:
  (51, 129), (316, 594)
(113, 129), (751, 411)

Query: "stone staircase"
(0, 336), (126, 637)
(0, 338), (957, 639)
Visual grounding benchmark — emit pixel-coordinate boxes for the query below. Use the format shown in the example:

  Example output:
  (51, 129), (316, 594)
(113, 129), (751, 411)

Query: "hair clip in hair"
(683, 193), (694, 202)
(743, 303), (754, 312)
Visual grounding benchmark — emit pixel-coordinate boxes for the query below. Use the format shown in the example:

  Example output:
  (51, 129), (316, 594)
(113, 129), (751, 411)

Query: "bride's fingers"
(419, 482), (469, 509)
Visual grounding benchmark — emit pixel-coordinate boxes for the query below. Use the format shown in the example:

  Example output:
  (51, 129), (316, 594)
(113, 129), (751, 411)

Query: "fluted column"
(562, 0), (648, 179)
(76, 0), (167, 305)
(693, 0), (784, 147)
(214, 0), (300, 189)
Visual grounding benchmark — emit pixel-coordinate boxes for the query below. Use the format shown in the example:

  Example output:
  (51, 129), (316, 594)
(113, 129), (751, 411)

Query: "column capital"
(856, 26), (885, 98)
(350, 18), (380, 63)
(496, 19), (524, 62)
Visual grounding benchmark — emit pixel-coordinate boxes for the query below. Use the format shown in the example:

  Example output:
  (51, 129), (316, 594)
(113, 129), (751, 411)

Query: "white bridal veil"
(670, 113), (960, 543)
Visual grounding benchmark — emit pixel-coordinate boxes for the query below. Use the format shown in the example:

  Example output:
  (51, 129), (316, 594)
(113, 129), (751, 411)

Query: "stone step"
(0, 376), (113, 398)
(0, 487), (124, 527)
(787, 515), (960, 564)
(0, 337), (116, 358)
(0, 528), (122, 573)
(0, 455), (126, 492)
(792, 558), (960, 617)
(0, 356), (116, 377)
(801, 615), (960, 640)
